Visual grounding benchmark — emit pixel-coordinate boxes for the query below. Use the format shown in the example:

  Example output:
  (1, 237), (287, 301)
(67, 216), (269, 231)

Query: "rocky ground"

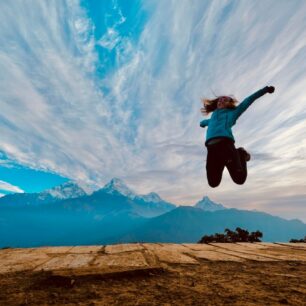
(0, 243), (305, 305)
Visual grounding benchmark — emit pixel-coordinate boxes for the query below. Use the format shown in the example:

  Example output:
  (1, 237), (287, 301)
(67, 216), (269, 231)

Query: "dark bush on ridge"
(289, 236), (306, 243)
(198, 227), (263, 243)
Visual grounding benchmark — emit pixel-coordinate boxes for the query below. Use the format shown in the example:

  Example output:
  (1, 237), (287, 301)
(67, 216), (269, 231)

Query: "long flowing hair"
(200, 95), (238, 115)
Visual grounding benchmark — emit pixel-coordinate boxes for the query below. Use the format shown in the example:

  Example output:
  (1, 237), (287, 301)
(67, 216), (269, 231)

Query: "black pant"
(205, 138), (247, 187)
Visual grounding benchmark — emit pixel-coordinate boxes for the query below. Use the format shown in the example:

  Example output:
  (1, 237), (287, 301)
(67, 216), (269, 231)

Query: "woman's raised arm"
(232, 86), (275, 121)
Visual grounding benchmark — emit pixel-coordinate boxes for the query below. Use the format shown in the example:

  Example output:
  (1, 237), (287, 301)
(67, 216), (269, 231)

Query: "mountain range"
(0, 178), (305, 247)
(0, 181), (87, 206)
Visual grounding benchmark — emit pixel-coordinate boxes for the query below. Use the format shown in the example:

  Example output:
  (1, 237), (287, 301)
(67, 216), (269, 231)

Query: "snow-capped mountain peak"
(100, 179), (166, 203)
(38, 181), (87, 200)
(101, 178), (136, 198)
(137, 192), (163, 203)
(194, 196), (226, 211)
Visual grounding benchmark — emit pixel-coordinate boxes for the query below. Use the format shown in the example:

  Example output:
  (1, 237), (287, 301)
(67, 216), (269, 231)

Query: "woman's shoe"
(238, 147), (251, 162)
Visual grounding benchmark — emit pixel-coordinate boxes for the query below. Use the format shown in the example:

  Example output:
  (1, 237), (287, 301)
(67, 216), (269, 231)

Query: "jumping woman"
(200, 86), (275, 188)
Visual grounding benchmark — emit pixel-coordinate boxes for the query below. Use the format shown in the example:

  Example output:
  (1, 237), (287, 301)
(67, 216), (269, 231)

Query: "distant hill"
(115, 206), (306, 243)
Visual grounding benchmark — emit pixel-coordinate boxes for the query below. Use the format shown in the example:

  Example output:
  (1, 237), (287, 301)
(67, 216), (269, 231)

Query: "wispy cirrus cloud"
(104, 0), (306, 221)
(0, 0), (126, 184)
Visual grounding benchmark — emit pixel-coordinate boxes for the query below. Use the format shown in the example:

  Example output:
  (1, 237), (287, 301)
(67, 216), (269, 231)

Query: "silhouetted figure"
(200, 86), (275, 187)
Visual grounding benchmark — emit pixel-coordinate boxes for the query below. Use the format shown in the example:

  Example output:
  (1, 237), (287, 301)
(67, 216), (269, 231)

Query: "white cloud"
(0, 180), (24, 193)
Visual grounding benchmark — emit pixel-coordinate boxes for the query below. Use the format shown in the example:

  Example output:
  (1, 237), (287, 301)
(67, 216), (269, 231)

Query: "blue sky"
(0, 151), (67, 194)
(0, 0), (306, 221)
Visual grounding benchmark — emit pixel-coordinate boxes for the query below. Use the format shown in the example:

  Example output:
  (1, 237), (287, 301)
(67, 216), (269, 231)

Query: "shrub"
(289, 236), (306, 243)
(198, 227), (263, 243)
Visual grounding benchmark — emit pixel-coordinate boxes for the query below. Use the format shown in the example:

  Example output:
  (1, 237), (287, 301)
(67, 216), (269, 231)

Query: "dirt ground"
(0, 261), (305, 306)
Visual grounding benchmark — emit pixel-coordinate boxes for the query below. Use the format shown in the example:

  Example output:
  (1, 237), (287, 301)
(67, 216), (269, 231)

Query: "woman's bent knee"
(233, 175), (247, 185)
(208, 179), (221, 188)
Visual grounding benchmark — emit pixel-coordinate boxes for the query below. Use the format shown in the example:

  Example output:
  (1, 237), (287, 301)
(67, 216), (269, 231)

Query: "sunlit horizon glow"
(0, 0), (306, 221)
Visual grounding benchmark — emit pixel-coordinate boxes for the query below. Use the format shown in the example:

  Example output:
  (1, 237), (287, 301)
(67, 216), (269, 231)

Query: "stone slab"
(0, 252), (50, 273)
(34, 254), (95, 271)
(182, 243), (218, 251)
(32, 246), (74, 254)
(144, 243), (188, 252)
(233, 243), (306, 261)
(274, 243), (306, 250)
(235, 243), (273, 249)
(144, 243), (199, 264)
(69, 246), (103, 254)
(155, 250), (199, 264)
(92, 251), (148, 268)
(105, 243), (144, 254)
(257, 243), (298, 250)
(0, 248), (39, 255)
(212, 243), (273, 252)
(186, 250), (243, 262)
(209, 245), (280, 261)
(256, 249), (305, 261)
(146, 243), (249, 264)
(142, 243), (165, 250)
(158, 243), (192, 252)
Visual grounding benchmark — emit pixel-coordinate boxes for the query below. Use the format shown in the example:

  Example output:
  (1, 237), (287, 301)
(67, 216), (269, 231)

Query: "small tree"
(198, 228), (263, 243)
(225, 228), (236, 242)
(199, 235), (213, 243)
(249, 230), (263, 242)
(236, 227), (250, 242)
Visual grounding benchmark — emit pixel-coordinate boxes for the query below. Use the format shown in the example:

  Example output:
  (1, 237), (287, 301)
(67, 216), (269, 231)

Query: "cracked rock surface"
(0, 243), (305, 305)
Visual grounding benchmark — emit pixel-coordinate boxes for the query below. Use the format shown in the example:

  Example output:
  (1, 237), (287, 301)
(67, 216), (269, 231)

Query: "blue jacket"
(200, 87), (269, 144)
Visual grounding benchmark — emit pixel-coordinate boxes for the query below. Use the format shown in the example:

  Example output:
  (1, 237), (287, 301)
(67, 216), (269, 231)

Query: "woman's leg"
(206, 145), (225, 187)
(225, 145), (247, 185)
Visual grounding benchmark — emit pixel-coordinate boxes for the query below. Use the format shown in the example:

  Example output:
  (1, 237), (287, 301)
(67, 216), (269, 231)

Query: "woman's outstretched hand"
(266, 86), (275, 93)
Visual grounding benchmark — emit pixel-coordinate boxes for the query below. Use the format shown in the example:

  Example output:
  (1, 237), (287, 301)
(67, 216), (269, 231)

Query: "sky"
(0, 0), (306, 221)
